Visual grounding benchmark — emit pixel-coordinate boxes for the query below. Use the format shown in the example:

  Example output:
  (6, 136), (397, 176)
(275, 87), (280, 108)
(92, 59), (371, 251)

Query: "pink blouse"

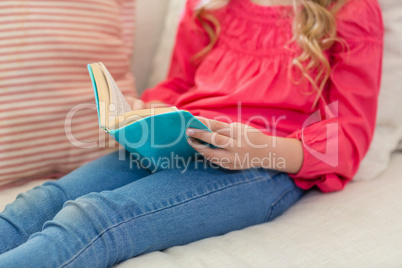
(141, 0), (384, 192)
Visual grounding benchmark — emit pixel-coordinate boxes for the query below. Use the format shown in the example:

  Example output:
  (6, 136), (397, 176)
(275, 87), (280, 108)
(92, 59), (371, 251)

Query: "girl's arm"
(285, 0), (384, 192)
(186, 119), (304, 174)
(140, 0), (209, 106)
(187, 0), (384, 193)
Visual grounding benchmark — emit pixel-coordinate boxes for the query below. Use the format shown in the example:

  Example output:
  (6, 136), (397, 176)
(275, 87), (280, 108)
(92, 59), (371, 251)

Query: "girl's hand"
(131, 98), (146, 110)
(186, 118), (271, 170)
(186, 117), (303, 173)
(145, 101), (169, 109)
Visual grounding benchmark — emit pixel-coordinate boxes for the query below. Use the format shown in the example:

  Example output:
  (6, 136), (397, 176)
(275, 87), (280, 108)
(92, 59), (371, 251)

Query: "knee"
(21, 181), (72, 205)
(43, 192), (117, 234)
(9, 182), (67, 214)
(13, 184), (51, 203)
(59, 193), (102, 221)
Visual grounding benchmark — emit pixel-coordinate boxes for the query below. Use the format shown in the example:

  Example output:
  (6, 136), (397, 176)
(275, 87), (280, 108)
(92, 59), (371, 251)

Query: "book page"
(99, 63), (132, 116)
(109, 107), (179, 129)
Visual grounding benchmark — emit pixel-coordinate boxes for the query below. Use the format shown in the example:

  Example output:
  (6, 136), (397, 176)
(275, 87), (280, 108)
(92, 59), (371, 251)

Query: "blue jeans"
(0, 150), (304, 267)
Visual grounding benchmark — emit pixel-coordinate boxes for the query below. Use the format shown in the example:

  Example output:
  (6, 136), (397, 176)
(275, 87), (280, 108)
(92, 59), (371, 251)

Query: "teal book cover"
(87, 63), (211, 171)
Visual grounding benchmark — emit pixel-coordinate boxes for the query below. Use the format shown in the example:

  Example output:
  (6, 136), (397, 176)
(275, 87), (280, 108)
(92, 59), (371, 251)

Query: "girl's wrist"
(256, 135), (303, 174)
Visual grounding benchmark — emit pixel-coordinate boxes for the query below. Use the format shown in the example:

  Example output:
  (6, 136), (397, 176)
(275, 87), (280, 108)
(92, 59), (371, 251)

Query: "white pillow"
(354, 0), (402, 181)
(377, 0), (402, 130)
(354, 126), (401, 181)
(0, 0), (136, 189)
(146, 0), (187, 88)
(132, 0), (170, 92)
(147, 0), (402, 181)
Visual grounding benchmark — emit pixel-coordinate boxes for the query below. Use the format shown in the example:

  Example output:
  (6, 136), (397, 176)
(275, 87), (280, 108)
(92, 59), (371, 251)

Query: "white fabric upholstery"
(354, 125), (401, 180)
(377, 0), (402, 130)
(1, 154), (401, 266)
(146, 0), (187, 89)
(132, 0), (170, 92)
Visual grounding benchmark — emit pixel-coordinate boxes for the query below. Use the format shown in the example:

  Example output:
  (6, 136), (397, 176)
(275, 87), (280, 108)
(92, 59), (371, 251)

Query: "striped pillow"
(0, 0), (136, 188)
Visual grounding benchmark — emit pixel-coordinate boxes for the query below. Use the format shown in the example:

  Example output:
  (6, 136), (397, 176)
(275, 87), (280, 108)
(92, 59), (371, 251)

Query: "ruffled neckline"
(231, 0), (295, 18)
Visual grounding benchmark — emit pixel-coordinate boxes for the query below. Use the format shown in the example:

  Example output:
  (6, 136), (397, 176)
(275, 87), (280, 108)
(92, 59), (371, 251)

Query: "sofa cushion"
(0, 0), (136, 188)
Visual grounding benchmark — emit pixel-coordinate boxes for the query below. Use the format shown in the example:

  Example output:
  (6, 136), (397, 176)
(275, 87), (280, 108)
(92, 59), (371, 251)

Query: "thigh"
(58, 162), (305, 266)
(0, 162), (304, 268)
(110, 163), (305, 248)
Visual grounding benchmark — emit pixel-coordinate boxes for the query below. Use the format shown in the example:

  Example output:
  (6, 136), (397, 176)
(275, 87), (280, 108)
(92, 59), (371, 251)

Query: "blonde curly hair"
(193, 0), (347, 108)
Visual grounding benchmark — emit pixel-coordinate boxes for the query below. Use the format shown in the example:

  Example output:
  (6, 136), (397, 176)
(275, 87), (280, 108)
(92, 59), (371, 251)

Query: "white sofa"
(1, 0), (402, 267)
(0, 153), (401, 267)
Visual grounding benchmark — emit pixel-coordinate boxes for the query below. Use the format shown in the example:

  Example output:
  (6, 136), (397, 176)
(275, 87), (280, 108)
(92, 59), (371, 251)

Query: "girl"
(0, 0), (383, 266)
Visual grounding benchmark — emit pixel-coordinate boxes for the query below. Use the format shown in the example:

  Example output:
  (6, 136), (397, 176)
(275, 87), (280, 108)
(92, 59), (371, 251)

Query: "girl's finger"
(187, 137), (228, 160)
(145, 101), (169, 109)
(132, 99), (145, 110)
(186, 128), (233, 148)
(195, 117), (235, 137)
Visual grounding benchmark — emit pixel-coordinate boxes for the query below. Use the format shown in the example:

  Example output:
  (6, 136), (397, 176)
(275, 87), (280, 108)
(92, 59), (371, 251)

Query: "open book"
(87, 62), (210, 171)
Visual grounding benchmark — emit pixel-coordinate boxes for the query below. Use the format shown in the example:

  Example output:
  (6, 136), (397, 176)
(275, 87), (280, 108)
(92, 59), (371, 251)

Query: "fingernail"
(186, 128), (194, 136)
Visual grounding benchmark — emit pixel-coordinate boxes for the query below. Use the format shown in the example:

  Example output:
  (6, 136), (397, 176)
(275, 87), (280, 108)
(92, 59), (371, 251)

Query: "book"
(87, 62), (211, 171)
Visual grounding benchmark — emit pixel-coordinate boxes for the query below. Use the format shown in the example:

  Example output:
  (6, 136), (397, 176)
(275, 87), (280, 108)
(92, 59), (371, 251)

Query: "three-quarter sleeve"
(141, 0), (208, 105)
(287, 0), (384, 192)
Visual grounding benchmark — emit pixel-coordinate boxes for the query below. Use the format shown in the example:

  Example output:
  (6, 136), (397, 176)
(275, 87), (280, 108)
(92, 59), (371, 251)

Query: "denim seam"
(60, 175), (267, 267)
(264, 185), (296, 222)
(53, 183), (74, 202)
